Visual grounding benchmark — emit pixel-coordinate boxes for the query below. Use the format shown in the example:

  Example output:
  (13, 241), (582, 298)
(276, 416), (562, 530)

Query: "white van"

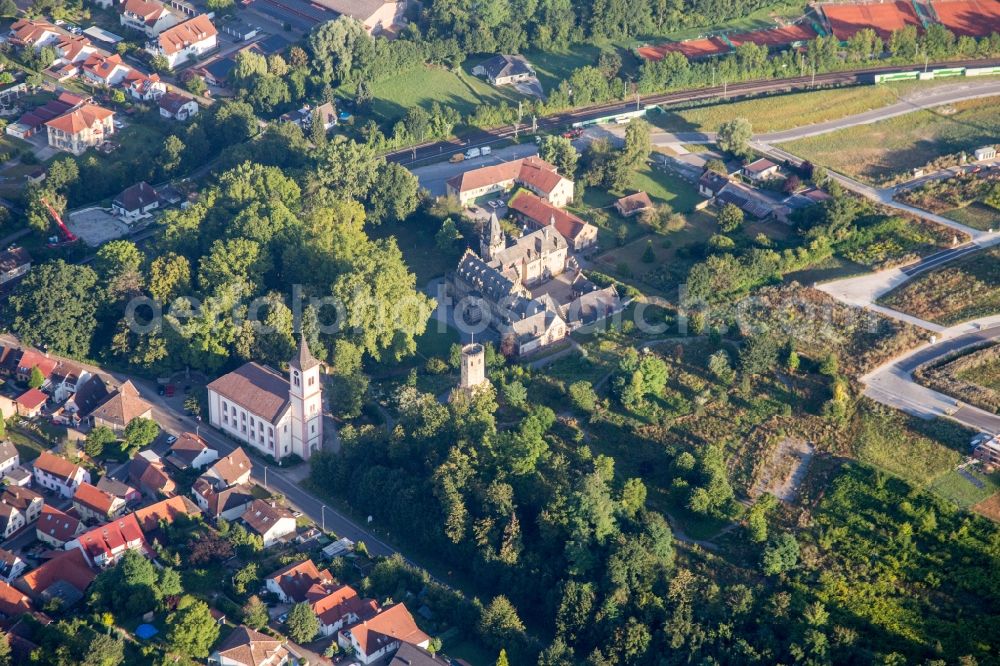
(481, 146), (491, 156)
(465, 147), (481, 159)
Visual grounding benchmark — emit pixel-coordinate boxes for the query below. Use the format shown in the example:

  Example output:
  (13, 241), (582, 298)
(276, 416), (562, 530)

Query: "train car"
(873, 70), (920, 83)
(966, 65), (1000, 76)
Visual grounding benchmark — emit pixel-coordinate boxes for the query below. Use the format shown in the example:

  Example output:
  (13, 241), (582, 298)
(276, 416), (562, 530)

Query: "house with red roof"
(314, 584), (378, 637)
(45, 103), (115, 156)
(265, 558), (334, 603)
(14, 349), (59, 386)
(73, 482), (127, 523)
(146, 15), (217, 69)
(508, 190), (598, 252)
(15, 388), (47, 418)
(338, 603), (431, 664)
(33, 451), (91, 498)
(446, 156), (574, 207)
(14, 548), (96, 607)
(67, 513), (149, 568)
(209, 625), (290, 666)
(88, 380), (153, 432)
(120, 0), (181, 37)
(0, 580), (31, 617)
(129, 450), (177, 498)
(36, 505), (84, 548)
(9, 19), (62, 49)
(54, 34), (99, 65)
(123, 70), (166, 101)
(81, 52), (132, 87)
(133, 495), (200, 534)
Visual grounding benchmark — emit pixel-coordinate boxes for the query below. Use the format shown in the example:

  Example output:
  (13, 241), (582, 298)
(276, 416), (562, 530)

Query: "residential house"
(159, 91), (199, 120)
(0, 441), (19, 477)
(742, 157), (780, 182)
(166, 432), (218, 470)
(389, 643), (451, 666)
(88, 380), (153, 432)
(73, 482), (127, 523)
(206, 339), (323, 462)
(112, 181), (161, 221)
(15, 388), (47, 418)
(129, 450), (177, 498)
(241, 499), (296, 547)
(81, 53), (132, 87)
(33, 451), (91, 498)
(123, 70), (166, 101)
(148, 16), (218, 69)
(338, 603), (431, 665)
(68, 512), (149, 568)
(198, 56), (237, 86)
(446, 156), (574, 207)
(120, 0), (181, 37)
(45, 103), (115, 156)
(15, 349), (59, 385)
(279, 101), (335, 131)
(208, 625), (290, 666)
(0, 504), (24, 540)
(313, 584), (378, 637)
(9, 19), (62, 49)
(614, 191), (654, 218)
(3, 467), (32, 488)
(14, 548), (96, 607)
(8, 92), (90, 139)
(198, 447), (252, 490)
(265, 558), (334, 603)
(1, 486), (43, 524)
(96, 477), (142, 505)
(0, 550), (27, 582)
(54, 34), (99, 65)
(473, 54), (535, 86)
(309, 0), (405, 34)
(64, 375), (110, 423)
(0, 581), (31, 618)
(508, 190), (598, 252)
(49, 361), (91, 404)
(0, 247), (31, 287)
(698, 170), (729, 198)
(133, 495), (200, 534)
(36, 505), (84, 548)
(974, 437), (1000, 470)
(193, 481), (255, 521)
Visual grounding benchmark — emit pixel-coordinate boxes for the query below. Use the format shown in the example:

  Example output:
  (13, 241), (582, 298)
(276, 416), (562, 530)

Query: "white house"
(112, 181), (161, 221)
(265, 558), (334, 603)
(120, 0), (181, 37)
(0, 550), (26, 582)
(68, 513), (148, 568)
(974, 145), (997, 162)
(0, 486), (44, 539)
(209, 626), (290, 666)
(742, 158), (780, 182)
(314, 585), (377, 637)
(159, 91), (199, 121)
(240, 499), (296, 548)
(0, 441), (19, 477)
(166, 432), (218, 470)
(206, 338), (323, 462)
(33, 451), (91, 498)
(147, 15), (217, 69)
(338, 604), (431, 664)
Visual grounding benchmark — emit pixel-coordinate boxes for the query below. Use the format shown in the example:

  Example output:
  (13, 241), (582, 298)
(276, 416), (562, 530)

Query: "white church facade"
(206, 338), (324, 462)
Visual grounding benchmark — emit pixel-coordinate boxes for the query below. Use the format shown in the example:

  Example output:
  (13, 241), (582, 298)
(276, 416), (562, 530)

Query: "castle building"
(206, 337), (324, 462)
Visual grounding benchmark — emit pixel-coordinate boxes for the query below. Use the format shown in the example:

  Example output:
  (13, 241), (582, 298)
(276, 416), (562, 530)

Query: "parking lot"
(67, 207), (130, 246)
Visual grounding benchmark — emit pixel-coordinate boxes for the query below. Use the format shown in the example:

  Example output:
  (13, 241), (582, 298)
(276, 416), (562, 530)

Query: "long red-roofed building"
(508, 190), (598, 252)
(446, 156), (575, 207)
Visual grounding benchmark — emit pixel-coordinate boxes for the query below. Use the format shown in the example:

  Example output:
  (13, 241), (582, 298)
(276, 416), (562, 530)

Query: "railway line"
(386, 57), (1000, 167)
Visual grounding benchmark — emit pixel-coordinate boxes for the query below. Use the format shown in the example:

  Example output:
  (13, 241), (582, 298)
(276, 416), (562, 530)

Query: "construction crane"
(40, 196), (78, 247)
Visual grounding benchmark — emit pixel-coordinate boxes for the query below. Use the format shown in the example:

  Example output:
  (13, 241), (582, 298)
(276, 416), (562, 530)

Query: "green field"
(522, 44), (604, 92)
(853, 409), (963, 488)
(929, 467), (1000, 508)
(367, 65), (524, 122)
(654, 78), (1000, 134)
(956, 355), (1000, 391)
(631, 164), (702, 212)
(783, 96), (1000, 185)
(944, 202), (1000, 231)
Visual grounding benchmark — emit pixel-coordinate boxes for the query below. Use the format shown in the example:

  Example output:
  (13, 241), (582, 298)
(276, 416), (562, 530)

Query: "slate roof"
(478, 54), (533, 81)
(455, 250), (518, 302)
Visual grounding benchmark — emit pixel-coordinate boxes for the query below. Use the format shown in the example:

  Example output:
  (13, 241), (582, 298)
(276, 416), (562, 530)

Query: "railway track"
(386, 57), (1000, 166)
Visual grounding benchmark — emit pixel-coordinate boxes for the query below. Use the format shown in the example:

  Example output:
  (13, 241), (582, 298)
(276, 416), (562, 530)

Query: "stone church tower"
(288, 335), (323, 460)
(481, 212), (505, 261)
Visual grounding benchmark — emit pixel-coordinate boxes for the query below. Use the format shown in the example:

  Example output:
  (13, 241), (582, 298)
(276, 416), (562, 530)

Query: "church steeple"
(290, 333), (320, 372)
(481, 211), (505, 261)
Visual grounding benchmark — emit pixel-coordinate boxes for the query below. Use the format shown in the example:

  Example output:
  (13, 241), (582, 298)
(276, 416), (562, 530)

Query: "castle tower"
(481, 212), (505, 261)
(289, 335), (323, 460)
(459, 343), (488, 393)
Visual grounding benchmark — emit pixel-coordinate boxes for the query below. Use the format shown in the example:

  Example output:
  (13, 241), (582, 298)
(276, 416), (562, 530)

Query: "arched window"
(293, 370), (300, 387)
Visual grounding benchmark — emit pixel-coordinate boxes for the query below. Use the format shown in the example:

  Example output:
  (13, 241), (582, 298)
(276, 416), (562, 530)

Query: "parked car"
(165, 434), (177, 445)
(464, 147), (481, 159)
(449, 153), (465, 163)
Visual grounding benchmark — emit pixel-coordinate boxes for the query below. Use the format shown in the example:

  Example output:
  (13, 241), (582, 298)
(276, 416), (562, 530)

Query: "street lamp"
(321, 505), (326, 531)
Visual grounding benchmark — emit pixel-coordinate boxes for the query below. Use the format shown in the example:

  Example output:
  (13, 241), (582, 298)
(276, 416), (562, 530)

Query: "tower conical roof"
(486, 211), (503, 243)
(290, 333), (320, 371)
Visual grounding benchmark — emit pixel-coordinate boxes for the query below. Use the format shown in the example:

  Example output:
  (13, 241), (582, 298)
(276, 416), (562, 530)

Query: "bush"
(568, 381), (598, 413)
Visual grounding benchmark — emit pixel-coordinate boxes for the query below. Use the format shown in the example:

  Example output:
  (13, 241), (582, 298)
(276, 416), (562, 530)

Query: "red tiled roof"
(73, 482), (119, 515)
(313, 584), (376, 626)
(45, 103), (114, 135)
(76, 513), (147, 564)
(615, 191), (654, 215)
(157, 15), (217, 56)
(133, 495), (200, 533)
(213, 625), (288, 666)
(0, 581), (31, 616)
(15, 549), (95, 599)
(33, 451), (84, 484)
(267, 559), (334, 603)
(447, 156), (566, 196)
(15, 388), (47, 411)
(10, 19), (59, 46)
(36, 505), (82, 543)
(508, 191), (590, 241)
(16, 349), (58, 378)
(349, 604), (430, 657)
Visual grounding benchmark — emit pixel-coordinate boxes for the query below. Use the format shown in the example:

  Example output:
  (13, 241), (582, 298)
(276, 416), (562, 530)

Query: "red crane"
(40, 197), (78, 245)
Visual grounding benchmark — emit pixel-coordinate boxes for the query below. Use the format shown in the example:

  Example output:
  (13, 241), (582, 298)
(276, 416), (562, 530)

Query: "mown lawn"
(929, 467), (1000, 509)
(631, 164), (702, 212)
(523, 43), (604, 91)
(782, 96), (1000, 185)
(366, 65), (524, 123)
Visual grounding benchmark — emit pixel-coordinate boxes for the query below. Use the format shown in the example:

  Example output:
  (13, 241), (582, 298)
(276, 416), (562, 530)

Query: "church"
(206, 338), (324, 462)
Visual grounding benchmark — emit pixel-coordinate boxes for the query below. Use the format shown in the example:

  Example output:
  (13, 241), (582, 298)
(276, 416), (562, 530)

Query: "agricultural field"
(915, 342), (1000, 414)
(878, 247), (1000, 324)
(782, 96), (1000, 185)
(653, 78), (995, 134)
